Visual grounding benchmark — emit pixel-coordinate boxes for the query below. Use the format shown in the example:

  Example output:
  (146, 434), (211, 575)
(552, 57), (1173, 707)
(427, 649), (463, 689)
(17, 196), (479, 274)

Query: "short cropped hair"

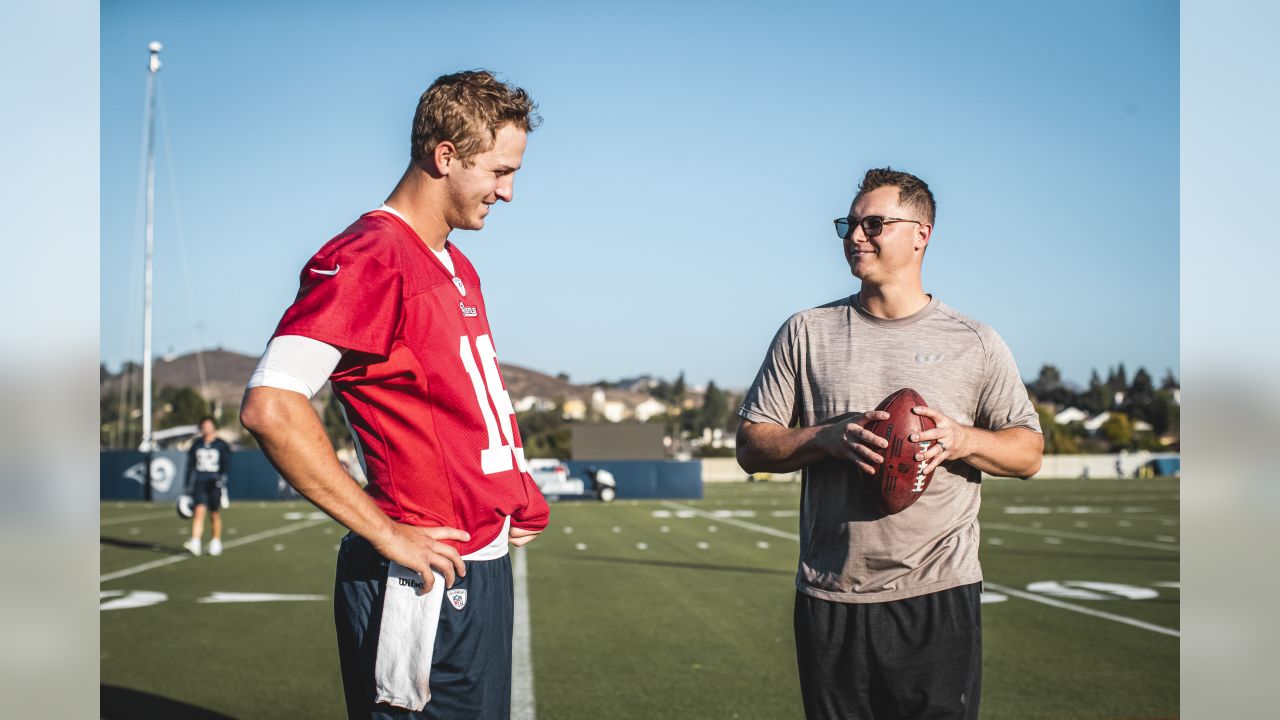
(199, 416), (217, 428)
(855, 167), (936, 226)
(410, 70), (541, 167)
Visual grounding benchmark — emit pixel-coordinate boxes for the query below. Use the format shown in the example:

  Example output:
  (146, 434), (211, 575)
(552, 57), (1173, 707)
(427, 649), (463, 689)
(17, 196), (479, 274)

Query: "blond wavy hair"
(411, 70), (541, 167)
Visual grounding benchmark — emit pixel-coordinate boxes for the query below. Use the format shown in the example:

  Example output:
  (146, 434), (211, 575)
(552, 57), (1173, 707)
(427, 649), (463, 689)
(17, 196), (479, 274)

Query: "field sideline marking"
(661, 502), (801, 541)
(99, 519), (327, 583)
(982, 522), (1178, 552)
(983, 582), (1179, 638)
(663, 502), (1179, 638)
(100, 510), (176, 527)
(512, 547), (536, 720)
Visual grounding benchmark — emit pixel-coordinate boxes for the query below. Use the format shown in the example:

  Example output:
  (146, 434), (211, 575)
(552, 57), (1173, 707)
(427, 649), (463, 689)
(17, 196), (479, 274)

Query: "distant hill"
(102, 348), (606, 410)
(101, 349), (260, 413)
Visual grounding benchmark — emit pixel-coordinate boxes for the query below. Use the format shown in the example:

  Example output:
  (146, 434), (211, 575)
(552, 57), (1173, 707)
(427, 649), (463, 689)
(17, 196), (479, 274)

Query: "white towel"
(374, 517), (511, 710)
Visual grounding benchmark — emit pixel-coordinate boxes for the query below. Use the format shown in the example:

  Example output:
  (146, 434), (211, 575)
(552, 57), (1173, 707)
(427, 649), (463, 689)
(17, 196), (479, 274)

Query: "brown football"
(862, 388), (937, 515)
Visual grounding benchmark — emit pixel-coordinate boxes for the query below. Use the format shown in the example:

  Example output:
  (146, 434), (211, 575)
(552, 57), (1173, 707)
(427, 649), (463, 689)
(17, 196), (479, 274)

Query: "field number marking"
(100, 590), (167, 611)
(986, 582), (1178, 638)
(1025, 581), (1157, 601)
(663, 502), (1177, 637)
(982, 522), (1178, 552)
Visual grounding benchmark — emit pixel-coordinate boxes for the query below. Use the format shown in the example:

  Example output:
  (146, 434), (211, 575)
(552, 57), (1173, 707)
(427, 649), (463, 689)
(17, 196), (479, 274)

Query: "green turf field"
(100, 477), (1178, 719)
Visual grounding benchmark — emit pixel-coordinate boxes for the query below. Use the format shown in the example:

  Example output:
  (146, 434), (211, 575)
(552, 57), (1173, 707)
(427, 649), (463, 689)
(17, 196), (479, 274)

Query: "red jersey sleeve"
(274, 251), (403, 358)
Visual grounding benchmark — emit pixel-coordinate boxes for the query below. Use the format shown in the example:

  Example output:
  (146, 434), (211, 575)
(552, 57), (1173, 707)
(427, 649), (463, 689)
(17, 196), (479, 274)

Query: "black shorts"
(794, 583), (982, 720)
(193, 477), (221, 511)
(334, 532), (514, 720)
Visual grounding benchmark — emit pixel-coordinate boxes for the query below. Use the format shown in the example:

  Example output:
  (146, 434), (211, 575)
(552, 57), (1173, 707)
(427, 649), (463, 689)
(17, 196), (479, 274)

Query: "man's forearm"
(241, 387), (394, 545)
(737, 422), (827, 474)
(957, 426), (1043, 479)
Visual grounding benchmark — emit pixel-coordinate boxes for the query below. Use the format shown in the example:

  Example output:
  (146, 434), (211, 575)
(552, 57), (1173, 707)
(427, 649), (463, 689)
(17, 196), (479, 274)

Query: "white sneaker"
(183, 538), (202, 556)
(209, 538), (223, 556)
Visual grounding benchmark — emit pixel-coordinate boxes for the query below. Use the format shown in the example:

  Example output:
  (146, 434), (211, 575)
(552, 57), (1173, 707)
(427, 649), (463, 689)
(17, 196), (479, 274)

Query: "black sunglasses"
(834, 215), (922, 240)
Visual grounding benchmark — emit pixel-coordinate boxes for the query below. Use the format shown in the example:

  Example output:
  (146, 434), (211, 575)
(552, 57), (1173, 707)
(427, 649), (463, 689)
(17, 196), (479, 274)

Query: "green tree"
(699, 381), (730, 432)
(1107, 364), (1128, 393)
(671, 372), (686, 407)
(1149, 389), (1180, 436)
(1100, 411), (1134, 450)
(1029, 364), (1074, 406)
(322, 393), (353, 449)
(100, 393), (141, 448)
(1081, 369), (1109, 414)
(1125, 367), (1156, 423)
(163, 386), (210, 427)
(1036, 405), (1081, 454)
(515, 408), (572, 458)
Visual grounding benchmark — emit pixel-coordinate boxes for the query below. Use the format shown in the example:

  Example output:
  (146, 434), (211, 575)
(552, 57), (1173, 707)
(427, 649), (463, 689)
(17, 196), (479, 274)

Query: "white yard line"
(983, 582), (1179, 638)
(99, 519), (327, 583)
(982, 523), (1178, 552)
(663, 501), (1178, 638)
(511, 547), (537, 720)
(100, 510), (176, 527)
(661, 501), (801, 541)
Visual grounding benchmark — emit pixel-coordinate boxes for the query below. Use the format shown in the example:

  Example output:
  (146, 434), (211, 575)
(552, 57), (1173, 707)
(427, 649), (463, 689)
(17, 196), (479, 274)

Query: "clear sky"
(101, 0), (1178, 390)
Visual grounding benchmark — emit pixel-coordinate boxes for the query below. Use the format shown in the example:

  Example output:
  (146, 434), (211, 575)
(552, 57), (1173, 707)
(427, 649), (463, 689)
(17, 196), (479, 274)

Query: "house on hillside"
(633, 397), (668, 422)
(1054, 406), (1088, 425)
(1082, 412), (1112, 433)
(562, 397), (587, 421)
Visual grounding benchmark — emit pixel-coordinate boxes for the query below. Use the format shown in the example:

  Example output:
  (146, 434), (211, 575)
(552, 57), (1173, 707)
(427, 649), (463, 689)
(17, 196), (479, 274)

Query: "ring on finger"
(938, 439), (948, 452)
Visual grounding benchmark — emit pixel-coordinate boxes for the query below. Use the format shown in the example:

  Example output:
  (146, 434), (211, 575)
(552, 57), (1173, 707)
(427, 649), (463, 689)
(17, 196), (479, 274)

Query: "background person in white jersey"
(736, 168), (1044, 720)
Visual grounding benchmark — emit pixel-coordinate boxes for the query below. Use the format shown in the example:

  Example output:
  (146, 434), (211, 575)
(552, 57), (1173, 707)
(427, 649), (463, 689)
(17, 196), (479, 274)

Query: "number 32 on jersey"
(459, 334), (530, 475)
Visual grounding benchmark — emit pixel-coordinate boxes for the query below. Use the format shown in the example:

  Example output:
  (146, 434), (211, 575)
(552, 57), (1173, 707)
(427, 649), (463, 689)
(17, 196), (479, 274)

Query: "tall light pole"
(140, 41), (162, 499)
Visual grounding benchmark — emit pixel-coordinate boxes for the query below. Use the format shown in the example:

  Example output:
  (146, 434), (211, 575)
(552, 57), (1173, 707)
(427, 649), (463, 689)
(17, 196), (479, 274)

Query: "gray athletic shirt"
(739, 294), (1041, 603)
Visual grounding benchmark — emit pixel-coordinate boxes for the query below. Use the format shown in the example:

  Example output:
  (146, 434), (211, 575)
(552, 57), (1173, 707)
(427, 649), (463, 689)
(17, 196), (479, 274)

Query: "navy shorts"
(193, 477), (221, 511)
(794, 583), (983, 720)
(334, 532), (514, 720)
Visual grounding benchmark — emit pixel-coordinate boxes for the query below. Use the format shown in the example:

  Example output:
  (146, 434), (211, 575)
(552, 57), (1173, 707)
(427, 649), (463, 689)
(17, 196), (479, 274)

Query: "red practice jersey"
(273, 210), (549, 554)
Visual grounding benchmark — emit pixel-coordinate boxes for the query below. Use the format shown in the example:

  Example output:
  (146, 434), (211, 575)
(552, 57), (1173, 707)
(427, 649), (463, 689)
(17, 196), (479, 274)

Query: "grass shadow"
(101, 684), (236, 719)
(100, 536), (186, 555)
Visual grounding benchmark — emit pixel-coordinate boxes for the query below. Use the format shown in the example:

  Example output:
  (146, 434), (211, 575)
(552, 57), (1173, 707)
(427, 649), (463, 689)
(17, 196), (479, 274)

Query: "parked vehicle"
(528, 459), (617, 502)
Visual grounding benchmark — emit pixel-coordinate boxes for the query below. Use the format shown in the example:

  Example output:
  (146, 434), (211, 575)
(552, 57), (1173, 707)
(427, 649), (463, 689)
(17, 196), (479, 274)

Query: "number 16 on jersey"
(459, 334), (530, 476)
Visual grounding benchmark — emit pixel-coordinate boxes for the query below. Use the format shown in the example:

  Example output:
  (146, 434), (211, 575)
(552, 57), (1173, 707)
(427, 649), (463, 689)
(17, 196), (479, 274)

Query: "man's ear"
(433, 141), (457, 176)
(915, 223), (933, 253)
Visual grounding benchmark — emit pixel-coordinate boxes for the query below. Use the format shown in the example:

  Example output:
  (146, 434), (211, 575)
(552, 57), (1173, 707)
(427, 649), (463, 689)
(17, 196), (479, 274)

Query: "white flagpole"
(141, 41), (162, 497)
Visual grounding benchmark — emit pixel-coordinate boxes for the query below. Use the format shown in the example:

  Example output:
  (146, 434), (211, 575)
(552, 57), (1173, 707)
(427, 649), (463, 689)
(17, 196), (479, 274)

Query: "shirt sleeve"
(185, 445), (197, 490)
(246, 335), (345, 399)
(273, 251), (403, 359)
(975, 330), (1042, 433)
(738, 314), (802, 426)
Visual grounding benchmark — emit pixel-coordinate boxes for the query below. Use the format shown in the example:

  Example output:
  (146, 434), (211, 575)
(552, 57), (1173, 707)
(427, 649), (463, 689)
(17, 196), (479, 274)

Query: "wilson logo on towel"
(447, 589), (468, 610)
(397, 577), (424, 590)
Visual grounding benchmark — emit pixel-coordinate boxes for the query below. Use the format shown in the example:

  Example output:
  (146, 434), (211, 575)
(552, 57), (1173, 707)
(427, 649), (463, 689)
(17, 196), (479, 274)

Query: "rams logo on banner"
(447, 588), (467, 611)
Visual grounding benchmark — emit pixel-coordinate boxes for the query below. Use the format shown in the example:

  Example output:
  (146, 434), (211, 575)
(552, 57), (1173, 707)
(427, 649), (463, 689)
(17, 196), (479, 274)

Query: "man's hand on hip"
(373, 523), (470, 594)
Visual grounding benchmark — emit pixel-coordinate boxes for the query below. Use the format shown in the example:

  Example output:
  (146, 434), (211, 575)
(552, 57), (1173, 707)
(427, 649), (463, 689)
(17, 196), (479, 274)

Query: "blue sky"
(101, 0), (1178, 389)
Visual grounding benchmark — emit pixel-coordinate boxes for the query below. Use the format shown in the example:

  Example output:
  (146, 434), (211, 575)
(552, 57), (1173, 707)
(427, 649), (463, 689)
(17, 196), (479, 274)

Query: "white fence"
(700, 452), (1179, 483)
(1028, 451), (1179, 480)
